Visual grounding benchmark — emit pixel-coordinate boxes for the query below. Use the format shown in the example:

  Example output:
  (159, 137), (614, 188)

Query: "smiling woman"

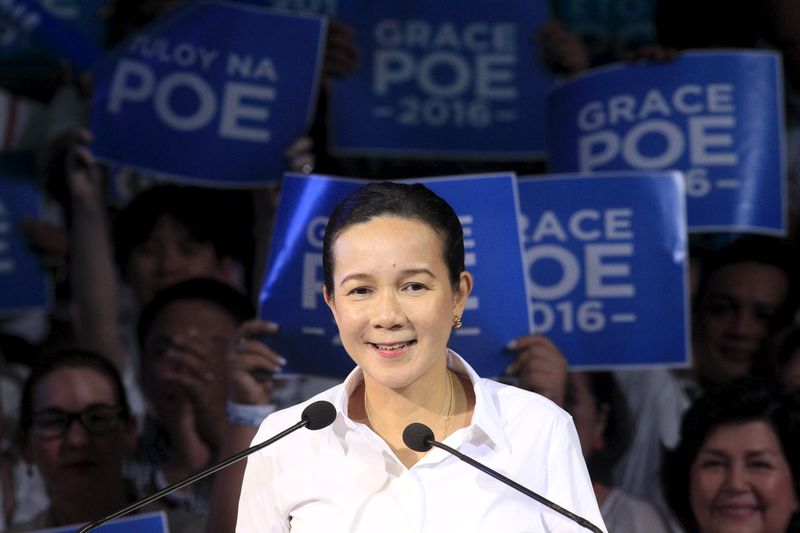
(236, 182), (608, 532)
(662, 378), (800, 533)
(10, 350), (205, 533)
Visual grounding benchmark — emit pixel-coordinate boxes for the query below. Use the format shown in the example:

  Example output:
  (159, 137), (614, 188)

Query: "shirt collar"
(332, 350), (510, 452)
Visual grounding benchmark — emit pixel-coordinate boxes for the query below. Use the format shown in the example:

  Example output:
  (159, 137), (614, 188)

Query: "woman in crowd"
(565, 371), (669, 532)
(662, 377), (800, 532)
(236, 182), (606, 532)
(11, 349), (202, 531)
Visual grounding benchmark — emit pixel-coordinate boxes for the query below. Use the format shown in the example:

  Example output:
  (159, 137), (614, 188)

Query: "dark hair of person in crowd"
(774, 326), (800, 392)
(136, 277), (255, 349)
(322, 181), (465, 295)
(567, 371), (633, 486)
(776, 327), (800, 369)
(661, 377), (800, 532)
(112, 184), (252, 273)
(18, 349), (132, 436)
(654, 0), (763, 49)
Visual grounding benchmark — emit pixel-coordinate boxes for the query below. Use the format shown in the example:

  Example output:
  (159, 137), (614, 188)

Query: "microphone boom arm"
(77, 419), (309, 533)
(428, 439), (604, 533)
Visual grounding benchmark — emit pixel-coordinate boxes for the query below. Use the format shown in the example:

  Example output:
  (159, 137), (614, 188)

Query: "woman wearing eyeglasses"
(10, 349), (203, 532)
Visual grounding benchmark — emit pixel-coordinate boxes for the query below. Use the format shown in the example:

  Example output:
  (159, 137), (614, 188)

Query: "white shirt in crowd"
(237, 352), (607, 533)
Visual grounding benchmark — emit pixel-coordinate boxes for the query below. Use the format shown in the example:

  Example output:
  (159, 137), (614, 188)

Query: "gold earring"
(453, 315), (462, 329)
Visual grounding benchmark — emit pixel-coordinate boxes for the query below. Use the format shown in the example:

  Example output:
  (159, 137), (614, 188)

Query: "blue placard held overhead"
(518, 172), (689, 368)
(0, 154), (49, 316)
(89, 1), (326, 187)
(547, 51), (786, 234)
(329, 0), (554, 159)
(259, 173), (531, 379)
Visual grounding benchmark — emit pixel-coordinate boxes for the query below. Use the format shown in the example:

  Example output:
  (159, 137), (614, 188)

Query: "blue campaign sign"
(0, 154), (49, 316)
(518, 172), (689, 368)
(0, 0), (106, 69)
(31, 510), (167, 533)
(259, 172), (531, 379)
(89, 1), (326, 187)
(329, 0), (554, 159)
(547, 51), (785, 234)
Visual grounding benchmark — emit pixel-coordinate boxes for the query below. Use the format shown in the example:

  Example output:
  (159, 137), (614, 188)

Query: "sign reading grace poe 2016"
(329, 0), (554, 158)
(88, 1), (325, 187)
(259, 173), (532, 379)
(547, 51), (785, 234)
(518, 172), (689, 368)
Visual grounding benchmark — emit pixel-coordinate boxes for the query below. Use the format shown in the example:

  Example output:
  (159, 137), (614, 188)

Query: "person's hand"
(64, 129), (104, 208)
(18, 219), (69, 274)
(505, 334), (568, 406)
(156, 331), (229, 449)
(536, 20), (590, 76)
(323, 19), (361, 85)
(285, 135), (316, 175)
(228, 319), (286, 406)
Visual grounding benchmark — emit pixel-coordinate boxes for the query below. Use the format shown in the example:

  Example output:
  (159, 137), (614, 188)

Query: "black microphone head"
(402, 422), (434, 452)
(301, 400), (337, 430)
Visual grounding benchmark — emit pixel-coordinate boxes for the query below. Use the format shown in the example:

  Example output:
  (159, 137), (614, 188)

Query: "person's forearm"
(70, 189), (126, 370)
(204, 422), (260, 533)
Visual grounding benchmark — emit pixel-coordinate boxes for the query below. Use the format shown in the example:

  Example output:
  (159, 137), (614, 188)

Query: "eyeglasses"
(30, 404), (125, 440)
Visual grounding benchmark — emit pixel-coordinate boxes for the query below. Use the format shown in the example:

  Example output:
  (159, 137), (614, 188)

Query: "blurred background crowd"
(1, 0), (800, 532)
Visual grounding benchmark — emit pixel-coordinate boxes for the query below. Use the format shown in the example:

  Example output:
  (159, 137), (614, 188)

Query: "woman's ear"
(323, 285), (337, 320)
(453, 271), (474, 316)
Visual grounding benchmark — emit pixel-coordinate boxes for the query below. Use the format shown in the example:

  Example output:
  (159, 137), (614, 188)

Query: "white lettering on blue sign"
(575, 84), (738, 196)
(371, 19), (518, 129)
(127, 35), (221, 70)
(301, 216), (329, 310)
(106, 59), (275, 142)
(459, 214), (479, 317)
(522, 209), (636, 334)
(302, 252), (323, 309)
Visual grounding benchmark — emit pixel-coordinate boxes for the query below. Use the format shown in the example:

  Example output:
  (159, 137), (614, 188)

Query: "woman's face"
(689, 420), (798, 533)
(324, 216), (471, 390)
(22, 367), (136, 499)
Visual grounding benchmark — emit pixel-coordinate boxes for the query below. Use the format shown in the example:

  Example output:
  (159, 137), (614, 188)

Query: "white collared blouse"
(236, 352), (607, 533)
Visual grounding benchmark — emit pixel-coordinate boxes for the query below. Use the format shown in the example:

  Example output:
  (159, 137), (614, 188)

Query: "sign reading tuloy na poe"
(88, 1), (326, 187)
(329, 0), (554, 159)
(546, 51), (786, 235)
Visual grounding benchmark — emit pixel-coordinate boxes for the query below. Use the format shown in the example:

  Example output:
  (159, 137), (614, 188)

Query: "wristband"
(226, 401), (277, 427)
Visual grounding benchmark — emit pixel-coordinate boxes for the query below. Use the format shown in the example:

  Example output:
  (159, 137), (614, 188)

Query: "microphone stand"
(77, 419), (308, 533)
(428, 439), (604, 533)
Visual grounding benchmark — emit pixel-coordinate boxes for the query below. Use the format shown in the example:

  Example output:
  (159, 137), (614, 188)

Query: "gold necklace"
(431, 370), (455, 439)
(363, 369), (456, 441)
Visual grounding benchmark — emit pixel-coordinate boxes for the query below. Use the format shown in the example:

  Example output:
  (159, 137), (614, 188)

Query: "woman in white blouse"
(236, 181), (607, 533)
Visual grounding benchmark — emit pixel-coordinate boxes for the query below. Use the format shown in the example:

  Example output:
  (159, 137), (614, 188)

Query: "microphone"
(403, 423), (604, 533)
(77, 400), (337, 533)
